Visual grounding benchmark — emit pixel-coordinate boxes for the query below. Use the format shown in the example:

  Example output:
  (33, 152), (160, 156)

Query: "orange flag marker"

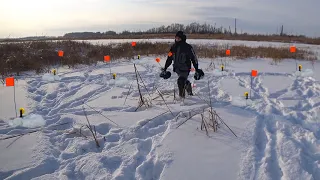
(104, 55), (110, 62)
(226, 49), (231, 56)
(251, 70), (258, 77)
(290, 46), (296, 53)
(6, 77), (14, 86)
(58, 50), (64, 57)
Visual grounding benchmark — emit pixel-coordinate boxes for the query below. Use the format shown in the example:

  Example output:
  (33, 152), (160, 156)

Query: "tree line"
(63, 22), (246, 38)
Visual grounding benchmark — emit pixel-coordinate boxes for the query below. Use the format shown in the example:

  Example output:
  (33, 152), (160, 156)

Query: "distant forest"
(3, 22), (319, 45)
(63, 22), (299, 38)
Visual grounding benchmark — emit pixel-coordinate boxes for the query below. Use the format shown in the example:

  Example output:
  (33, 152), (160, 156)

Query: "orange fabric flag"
(251, 70), (258, 77)
(226, 49), (231, 56)
(290, 46), (296, 53)
(104, 55), (110, 62)
(58, 50), (64, 57)
(6, 77), (14, 86)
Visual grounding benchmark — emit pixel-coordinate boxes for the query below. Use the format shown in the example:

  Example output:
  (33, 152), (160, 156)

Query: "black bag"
(194, 69), (204, 80)
(160, 71), (171, 79)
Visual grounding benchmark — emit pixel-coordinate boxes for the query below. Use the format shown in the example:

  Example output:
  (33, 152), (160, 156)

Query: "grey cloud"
(190, 3), (320, 37)
(193, 6), (241, 16)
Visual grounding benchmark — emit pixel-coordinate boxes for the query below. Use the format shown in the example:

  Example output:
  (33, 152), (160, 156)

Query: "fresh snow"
(8, 114), (45, 128)
(1, 40), (320, 180)
(41, 74), (61, 82)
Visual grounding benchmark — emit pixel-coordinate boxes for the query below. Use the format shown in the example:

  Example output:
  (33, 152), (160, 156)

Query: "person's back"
(170, 41), (194, 73)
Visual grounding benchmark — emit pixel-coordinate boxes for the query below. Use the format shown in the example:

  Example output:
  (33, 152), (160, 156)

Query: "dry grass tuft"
(0, 40), (317, 77)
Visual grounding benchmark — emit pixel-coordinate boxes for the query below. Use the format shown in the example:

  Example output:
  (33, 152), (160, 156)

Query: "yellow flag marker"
(19, 108), (25, 118)
(244, 92), (249, 99)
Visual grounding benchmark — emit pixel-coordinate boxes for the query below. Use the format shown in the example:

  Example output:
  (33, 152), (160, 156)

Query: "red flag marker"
(58, 50), (64, 57)
(104, 55), (110, 62)
(251, 70), (258, 77)
(226, 49), (231, 56)
(5, 77), (14, 86)
(290, 46), (296, 53)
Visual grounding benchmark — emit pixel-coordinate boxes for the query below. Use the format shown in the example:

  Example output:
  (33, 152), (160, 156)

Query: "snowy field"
(1, 41), (320, 180)
(82, 39), (320, 55)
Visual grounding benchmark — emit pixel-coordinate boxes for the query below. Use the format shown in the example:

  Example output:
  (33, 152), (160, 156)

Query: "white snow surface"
(1, 50), (320, 180)
(8, 114), (45, 128)
(41, 73), (61, 82)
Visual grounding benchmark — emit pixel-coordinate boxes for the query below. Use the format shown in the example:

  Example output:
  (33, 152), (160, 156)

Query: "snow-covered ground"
(1, 48), (320, 179)
(83, 39), (320, 56)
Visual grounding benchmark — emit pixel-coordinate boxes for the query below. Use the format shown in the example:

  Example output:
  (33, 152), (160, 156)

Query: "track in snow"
(2, 58), (320, 180)
(238, 74), (320, 180)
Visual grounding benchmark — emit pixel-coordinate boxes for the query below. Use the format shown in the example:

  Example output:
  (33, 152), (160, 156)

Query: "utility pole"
(235, 18), (237, 35)
(280, 25), (284, 36)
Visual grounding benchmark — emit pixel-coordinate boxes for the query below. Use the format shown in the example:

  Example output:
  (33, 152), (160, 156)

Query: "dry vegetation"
(0, 40), (317, 78)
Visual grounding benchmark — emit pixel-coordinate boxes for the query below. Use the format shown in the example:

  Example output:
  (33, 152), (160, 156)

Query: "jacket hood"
(175, 31), (187, 42)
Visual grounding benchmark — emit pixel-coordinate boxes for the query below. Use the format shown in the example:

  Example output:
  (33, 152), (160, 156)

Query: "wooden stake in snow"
(133, 64), (154, 111)
(125, 64), (154, 111)
(82, 105), (100, 148)
(134, 63), (145, 110)
(191, 91), (237, 137)
(201, 109), (209, 136)
(207, 80), (217, 132)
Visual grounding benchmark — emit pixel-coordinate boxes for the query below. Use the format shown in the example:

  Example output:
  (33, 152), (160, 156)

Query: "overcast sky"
(1, 0), (319, 38)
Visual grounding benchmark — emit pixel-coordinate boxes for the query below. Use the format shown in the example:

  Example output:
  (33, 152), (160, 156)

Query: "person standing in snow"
(160, 31), (204, 99)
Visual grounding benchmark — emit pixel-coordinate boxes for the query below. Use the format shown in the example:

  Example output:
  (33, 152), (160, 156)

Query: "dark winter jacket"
(163, 39), (199, 73)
